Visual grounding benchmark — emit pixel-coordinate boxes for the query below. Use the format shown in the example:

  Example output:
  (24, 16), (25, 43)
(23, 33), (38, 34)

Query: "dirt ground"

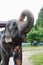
(22, 49), (43, 65)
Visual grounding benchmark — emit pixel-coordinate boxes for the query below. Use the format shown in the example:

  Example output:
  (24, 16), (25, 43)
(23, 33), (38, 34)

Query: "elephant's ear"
(18, 10), (34, 35)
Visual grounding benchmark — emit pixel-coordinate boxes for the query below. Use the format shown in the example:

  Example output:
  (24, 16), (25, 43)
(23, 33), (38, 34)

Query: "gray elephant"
(0, 9), (34, 65)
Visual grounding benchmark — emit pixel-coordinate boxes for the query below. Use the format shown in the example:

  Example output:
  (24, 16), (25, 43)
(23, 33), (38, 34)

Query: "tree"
(26, 7), (43, 42)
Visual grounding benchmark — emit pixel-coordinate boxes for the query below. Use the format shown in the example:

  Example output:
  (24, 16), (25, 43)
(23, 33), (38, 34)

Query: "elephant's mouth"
(5, 37), (12, 43)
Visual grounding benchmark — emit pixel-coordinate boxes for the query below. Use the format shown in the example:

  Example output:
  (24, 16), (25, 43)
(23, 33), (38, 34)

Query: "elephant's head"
(4, 10), (34, 43)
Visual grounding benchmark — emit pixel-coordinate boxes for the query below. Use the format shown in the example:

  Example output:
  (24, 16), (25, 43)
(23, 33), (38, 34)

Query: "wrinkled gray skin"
(0, 10), (34, 65)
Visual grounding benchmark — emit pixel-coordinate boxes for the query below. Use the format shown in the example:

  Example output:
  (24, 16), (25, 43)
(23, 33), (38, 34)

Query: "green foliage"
(26, 7), (43, 42)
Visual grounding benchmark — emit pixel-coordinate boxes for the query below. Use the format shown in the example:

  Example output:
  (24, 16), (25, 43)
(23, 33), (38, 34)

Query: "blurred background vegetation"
(26, 7), (43, 43)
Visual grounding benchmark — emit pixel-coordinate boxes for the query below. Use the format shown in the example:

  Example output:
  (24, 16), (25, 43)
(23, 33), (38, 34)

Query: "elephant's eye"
(13, 22), (16, 26)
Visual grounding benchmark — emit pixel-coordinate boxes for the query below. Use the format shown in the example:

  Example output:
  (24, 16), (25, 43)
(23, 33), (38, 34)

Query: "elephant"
(0, 9), (34, 65)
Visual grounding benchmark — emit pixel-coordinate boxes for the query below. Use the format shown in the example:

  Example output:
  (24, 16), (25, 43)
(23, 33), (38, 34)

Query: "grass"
(29, 53), (43, 65)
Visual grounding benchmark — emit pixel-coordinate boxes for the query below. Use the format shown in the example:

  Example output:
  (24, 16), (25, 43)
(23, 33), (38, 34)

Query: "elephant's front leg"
(1, 49), (9, 65)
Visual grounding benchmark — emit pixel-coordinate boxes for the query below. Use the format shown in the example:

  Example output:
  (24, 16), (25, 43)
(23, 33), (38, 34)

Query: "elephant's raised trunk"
(18, 10), (34, 35)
